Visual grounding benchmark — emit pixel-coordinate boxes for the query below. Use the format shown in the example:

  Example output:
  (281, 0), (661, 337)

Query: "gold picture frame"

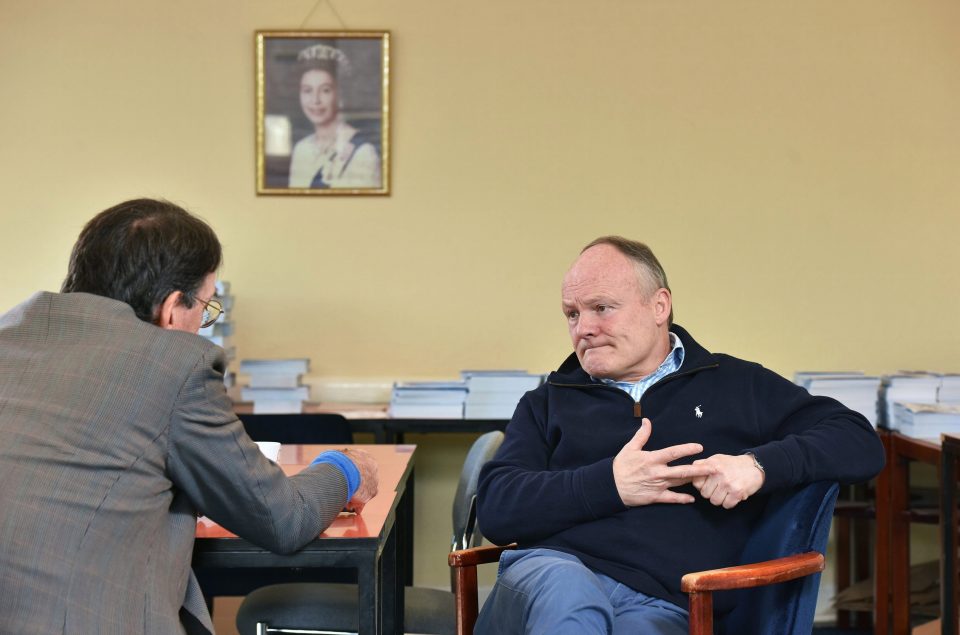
(255, 30), (390, 195)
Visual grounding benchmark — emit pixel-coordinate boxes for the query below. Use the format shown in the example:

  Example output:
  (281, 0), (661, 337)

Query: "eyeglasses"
(199, 297), (224, 329)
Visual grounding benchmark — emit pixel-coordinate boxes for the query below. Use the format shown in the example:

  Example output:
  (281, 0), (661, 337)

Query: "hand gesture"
(690, 454), (764, 509)
(612, 418), (714, 507)
(341, 448), (379, 514)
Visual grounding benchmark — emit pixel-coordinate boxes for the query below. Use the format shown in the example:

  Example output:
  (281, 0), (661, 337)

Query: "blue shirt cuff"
(311, 451), (360, 501)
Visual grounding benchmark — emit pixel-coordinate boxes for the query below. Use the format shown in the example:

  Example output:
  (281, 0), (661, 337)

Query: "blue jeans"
(475, 548), (689, 635)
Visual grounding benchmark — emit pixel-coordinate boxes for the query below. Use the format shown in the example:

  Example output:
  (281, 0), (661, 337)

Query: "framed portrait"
(255, 31), (390, 195)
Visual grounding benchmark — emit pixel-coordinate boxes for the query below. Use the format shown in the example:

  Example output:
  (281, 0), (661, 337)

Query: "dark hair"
(61, 198), (222, 323)
(582, 235), (673, 325)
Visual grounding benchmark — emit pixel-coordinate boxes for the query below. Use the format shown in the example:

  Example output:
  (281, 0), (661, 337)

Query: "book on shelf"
(391, 381), (468, 402)
(793, 371), (881, 428)
(461, 370), (543, 420)
(388, 402), (465, 419)
(940, 375), (960, 404)
(240, 358), (310, 376)
(247, 373), (304, 389)
(461, 370), (544, 393)
(464, 402), (521, 420)
(252, 400), (305, 414)
(241, 386), (311, 402)
(892, 402), (960, 440)
(880, 373), (941, 428)
(388, 381), (467, 418)
(198, 279), (236, 387)
(242, 385), (309, 415)
(239, 357), (311, 414)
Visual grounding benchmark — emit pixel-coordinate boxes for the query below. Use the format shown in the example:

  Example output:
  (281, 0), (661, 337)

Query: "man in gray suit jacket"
(0, 199), (378, 634)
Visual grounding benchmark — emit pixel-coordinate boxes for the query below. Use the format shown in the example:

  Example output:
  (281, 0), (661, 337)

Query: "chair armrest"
(681, 551), (824, 593)
(448, 544), (516, 635)
(448, 543), (517, 568)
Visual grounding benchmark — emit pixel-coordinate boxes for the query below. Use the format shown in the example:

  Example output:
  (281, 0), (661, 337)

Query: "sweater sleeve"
(166, 347), (348, 554)
(742, 365), (885, 493)
(477, 390), (627, 546)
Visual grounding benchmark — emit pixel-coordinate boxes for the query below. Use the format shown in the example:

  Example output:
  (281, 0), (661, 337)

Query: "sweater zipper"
(549, 362), (720, 418)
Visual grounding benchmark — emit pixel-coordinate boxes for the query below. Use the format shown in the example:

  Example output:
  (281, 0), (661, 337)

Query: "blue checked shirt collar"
(595, 332), (685, 401)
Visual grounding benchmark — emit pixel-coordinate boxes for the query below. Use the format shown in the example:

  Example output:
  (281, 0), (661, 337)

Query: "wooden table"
(193, 444), (415, 635)
(941, 433), (960, 635)
(875, 430), (941, 635)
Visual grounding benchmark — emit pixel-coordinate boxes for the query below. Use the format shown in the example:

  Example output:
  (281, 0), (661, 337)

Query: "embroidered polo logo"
(695, 405), (703, 418)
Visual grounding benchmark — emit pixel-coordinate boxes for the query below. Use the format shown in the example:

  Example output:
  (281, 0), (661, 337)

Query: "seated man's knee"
(483, 548), (613, 634)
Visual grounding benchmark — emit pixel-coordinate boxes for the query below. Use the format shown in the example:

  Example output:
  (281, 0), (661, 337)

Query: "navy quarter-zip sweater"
(477, 324), (885, 611)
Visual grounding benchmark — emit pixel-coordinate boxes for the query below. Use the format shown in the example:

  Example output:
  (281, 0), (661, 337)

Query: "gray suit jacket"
(0, 292), (348, 634)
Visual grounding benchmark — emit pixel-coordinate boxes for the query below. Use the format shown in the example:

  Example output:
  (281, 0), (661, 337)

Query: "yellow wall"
(3, 0), (959, 599)
(3, 0), (959, 380)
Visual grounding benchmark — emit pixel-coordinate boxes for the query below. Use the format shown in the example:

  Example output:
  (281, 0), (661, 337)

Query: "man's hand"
(690, 454), (764, 509)
(612, 418), (715, 507)
(341, 448), (379, 514)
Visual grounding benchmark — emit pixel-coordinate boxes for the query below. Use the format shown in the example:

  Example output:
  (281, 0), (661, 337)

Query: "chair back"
(238, 413), (353, 445)
(718, 480), (839, 635)
(451, 431), (505, 552)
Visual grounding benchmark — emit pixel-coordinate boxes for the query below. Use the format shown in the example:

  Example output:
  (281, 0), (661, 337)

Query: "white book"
(247, 373), (303, 389)
(463, 372), (543, 394)
(795, 372), (881, 427)
(893, 402), (960, 434)
(464, 403), (518, 419)
(391, 392), (468, 405)
(240, 358), (310, 375)
(253, 400), (304, 414)
(940, 375), (960, 403)
(241, 386), (311, 402)
(390, 381), (468, 404)
(388, 402), (464, 419)
(465, 390), (528, 404)
(794, 371), (866, 388)
(881, 374), (941, 427)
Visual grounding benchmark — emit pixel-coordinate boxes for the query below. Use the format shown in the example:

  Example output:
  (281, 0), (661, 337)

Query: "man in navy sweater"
(475, 236), (885, 634)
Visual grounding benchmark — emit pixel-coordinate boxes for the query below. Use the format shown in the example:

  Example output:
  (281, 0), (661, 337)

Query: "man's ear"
(653, 288), (672, 326)
(155, 291), (183, 330)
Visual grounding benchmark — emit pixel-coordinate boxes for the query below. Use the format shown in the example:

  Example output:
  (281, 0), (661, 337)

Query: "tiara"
(297, 44), (352, 75)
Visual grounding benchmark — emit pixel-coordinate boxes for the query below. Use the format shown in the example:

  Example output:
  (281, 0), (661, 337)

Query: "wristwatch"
(744, 451), (765, 476)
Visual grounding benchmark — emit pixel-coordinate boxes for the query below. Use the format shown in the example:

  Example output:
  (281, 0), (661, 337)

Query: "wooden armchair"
(448, 481), (839, 635)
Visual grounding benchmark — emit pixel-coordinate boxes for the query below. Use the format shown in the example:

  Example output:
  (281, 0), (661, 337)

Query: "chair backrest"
(237, 413), (354, 445)
(451, 431), (505, 552)
(719, 480), (839, 635)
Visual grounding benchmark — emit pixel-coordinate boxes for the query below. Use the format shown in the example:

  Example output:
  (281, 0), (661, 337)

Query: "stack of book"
(892, 402), (960, 440)
(240, 358), (311, 413)
(880, 373), (942, 428)
(388, 381), (468, 419)
(940, 375), (960, 404)
(199, 280), (237, 387)
(462, 370), (544, 419)
(793, 371), (882, 428)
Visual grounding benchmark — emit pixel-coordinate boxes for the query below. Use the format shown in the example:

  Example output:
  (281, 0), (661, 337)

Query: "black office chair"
(235, 430), (506, 635)
(197, 413), (356, 602)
